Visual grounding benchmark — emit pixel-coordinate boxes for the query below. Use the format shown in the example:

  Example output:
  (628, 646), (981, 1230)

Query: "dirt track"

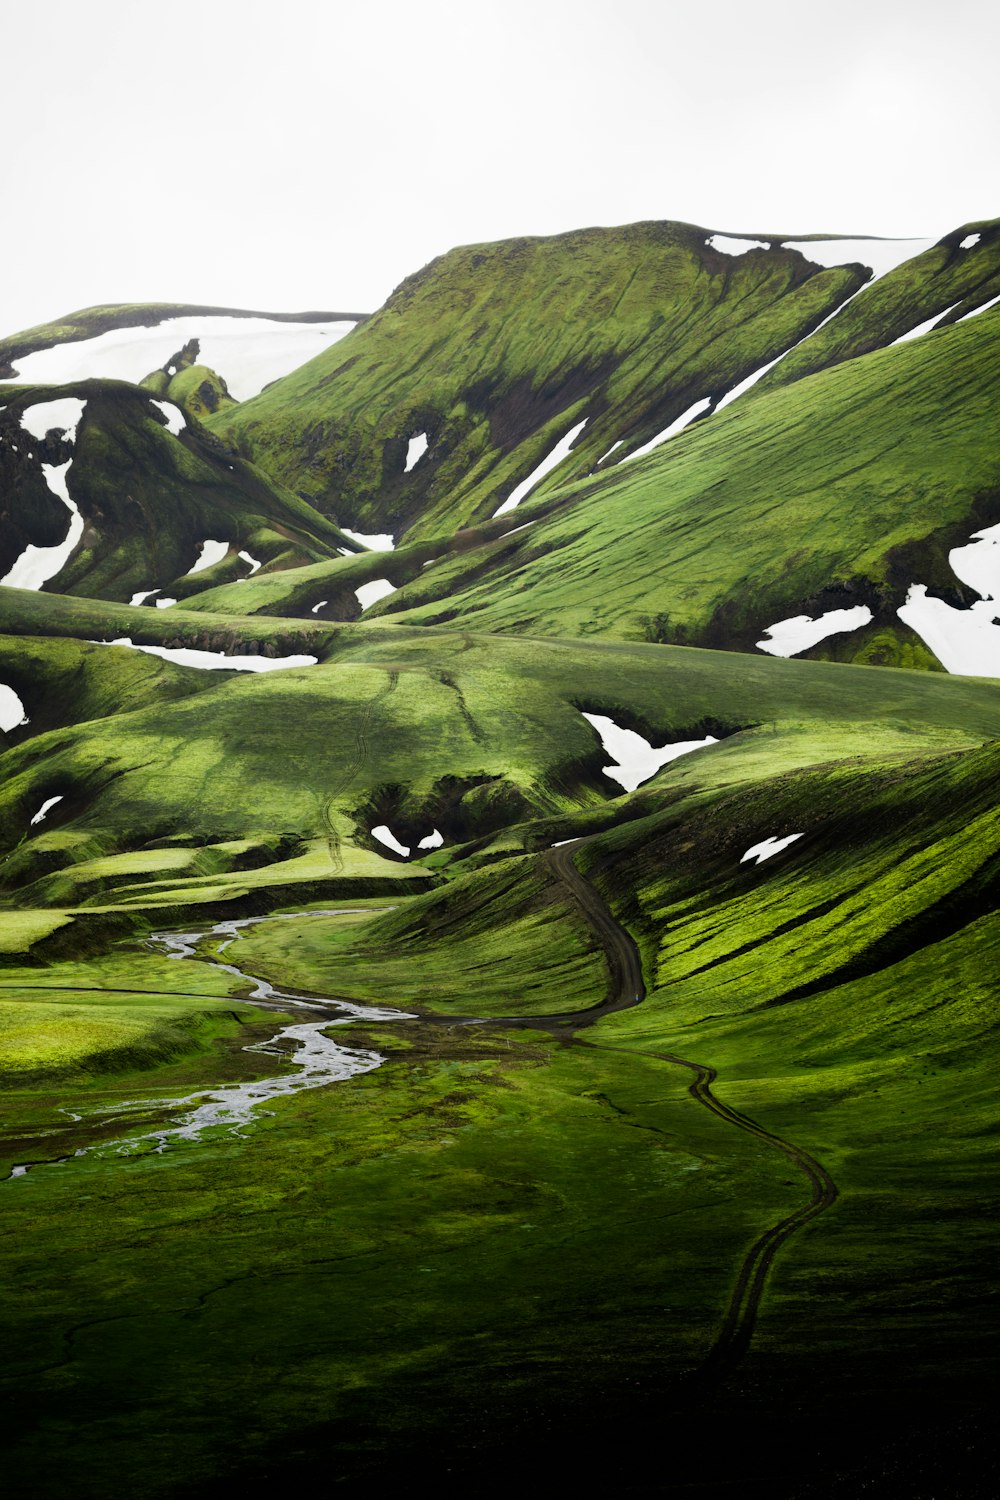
(540, 840), (839, 1375)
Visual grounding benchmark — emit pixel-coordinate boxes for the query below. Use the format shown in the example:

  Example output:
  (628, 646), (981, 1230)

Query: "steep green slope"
(212, 221), (869, 539)
(3, 613), (999, 926)
(0, 381), (363, 603)
(211, 220), (1000, 556)
(363, 307), (1000, 660)
(752, 217), (1000, 399)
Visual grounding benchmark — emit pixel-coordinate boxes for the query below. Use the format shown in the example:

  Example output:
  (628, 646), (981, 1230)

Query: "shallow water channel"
(8, 910), (415, 1179)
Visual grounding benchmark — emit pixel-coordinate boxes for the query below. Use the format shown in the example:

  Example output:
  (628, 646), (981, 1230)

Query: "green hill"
(1, 218), (999, 1497)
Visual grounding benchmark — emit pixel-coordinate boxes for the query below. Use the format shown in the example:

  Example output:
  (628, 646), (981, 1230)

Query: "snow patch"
(371, 825), (410, 858)
(948, 522), (1000, 601)
(19, 397), (86, 443)
(130, 589), (160, 606)
(405, 433), (428, 472)
(958, 292), (1000, 322)
(355, 578), (397, 611)
(756, 605), (873, 657)
(155, 597), (178, 609)
(30, 795), (64, 826)
(959, 233), (981, 250)
(311, 600), (328, 614)
(891, 303), (960, 345)
(94, 639), (318, 673)
(186, 539), (230, 576)
(493, 418), (588, 516)
(417, 829), (444, 850)
(0, 685), (28, 733)
(898, 585), (1000, 677)
(9, 316), (355, 402)
(707, 234), (769, 256)
(342, 528), (395, 551)
(582, 712), (717, 793)
(152, 400), (185, 436)
(0, 461), (83, 590)
(623, 398), (713, 463)
(596, 440), (624, 464)
(238, 550), (262, 575)
(897, 519), (1000, 676)
(780, 237), (935, 280)
(741, 834), (803, 865)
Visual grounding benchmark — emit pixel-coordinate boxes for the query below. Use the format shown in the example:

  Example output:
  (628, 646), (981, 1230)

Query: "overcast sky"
(3, 0), (996, 335)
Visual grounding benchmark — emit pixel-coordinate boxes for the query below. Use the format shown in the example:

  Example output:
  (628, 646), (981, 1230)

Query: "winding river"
(8, 910), (414, 1176)
(4, 861), (838, 1378)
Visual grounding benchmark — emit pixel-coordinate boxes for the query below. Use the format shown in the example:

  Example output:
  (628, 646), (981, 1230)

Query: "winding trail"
(539, 841), (839, 1376)
(4, 841), (836, 1375)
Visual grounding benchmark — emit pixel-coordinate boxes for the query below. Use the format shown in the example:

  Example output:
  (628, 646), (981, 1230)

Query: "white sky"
(2, 0), (997, 337)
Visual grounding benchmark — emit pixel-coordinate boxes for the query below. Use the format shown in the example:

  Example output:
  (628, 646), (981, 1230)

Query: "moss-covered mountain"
(1, 217), (999, 1498)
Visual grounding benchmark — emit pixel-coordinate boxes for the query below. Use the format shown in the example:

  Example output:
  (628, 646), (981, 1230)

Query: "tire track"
(542, 840), (838, 1376)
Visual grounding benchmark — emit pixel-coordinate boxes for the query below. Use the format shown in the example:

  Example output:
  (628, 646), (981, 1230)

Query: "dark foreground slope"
(2, 707), (998, 1497)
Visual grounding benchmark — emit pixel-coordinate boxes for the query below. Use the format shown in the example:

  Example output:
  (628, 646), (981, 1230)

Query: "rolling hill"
(1, 218), (998, 1498)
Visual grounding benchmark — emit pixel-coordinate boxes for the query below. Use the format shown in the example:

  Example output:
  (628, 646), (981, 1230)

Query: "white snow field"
(371, 825), (443, 858)
(706, 234), (770, 255)
(9, 315), (356, 402)
(622, 397), (713, 463)
(896, 519), (1000, 677)
(95, 639), (318, 673)
(780, 236), (936, 279)
(0, 685), (28, 733)
(30, 796), (64, 826)
(948, 522), (1000, 601)
(582, 712), (717, 792)
(405, 433), (428, 472)
(186, 540), (230, 576)
(238, 551), (262, 575)
(342, 528), (395, 551)
(0, 461), (83, 591)
(741, 834), (803, 865)
(493, 418), (588, 515)
(151, 400), (186, 435)
(959, 233), (981, 250)
(19, 396), (86, 442)
(371, 825), (410, 857)
(898, 586), (1000, 677)
(891, 305), (960, 345)
(756, 605), (873, 657)
(354, 579), (397, 611)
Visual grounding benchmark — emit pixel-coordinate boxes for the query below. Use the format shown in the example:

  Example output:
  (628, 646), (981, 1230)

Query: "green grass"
(3, 620), (999, 915)
(367, 307), (1000, 658)
(3, 218), (1000, 1496)
(212, 221), (866, 540)
(0, 379), (363, 605)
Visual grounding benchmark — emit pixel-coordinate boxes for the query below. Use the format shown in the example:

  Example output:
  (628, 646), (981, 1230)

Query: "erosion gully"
(4, 843), (837, 1377)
